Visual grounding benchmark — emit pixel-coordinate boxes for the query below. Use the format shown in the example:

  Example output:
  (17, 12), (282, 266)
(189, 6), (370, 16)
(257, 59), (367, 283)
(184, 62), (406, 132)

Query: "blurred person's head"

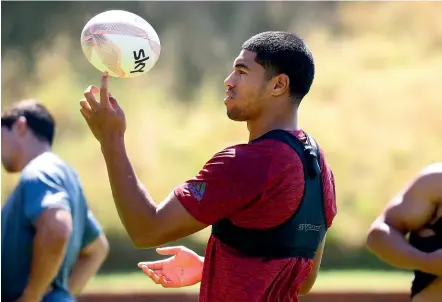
(223, 31), (315, 122)
(1, 100), (55, 173)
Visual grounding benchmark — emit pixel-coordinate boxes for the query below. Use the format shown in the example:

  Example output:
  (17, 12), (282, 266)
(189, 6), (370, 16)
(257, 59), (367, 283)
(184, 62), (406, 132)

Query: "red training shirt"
(174, 130), (337, 302)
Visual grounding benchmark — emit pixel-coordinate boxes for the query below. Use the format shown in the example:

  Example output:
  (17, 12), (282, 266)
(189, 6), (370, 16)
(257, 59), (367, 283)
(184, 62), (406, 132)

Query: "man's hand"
(80, 72), (126, 146)
(138, 246), (204, 288)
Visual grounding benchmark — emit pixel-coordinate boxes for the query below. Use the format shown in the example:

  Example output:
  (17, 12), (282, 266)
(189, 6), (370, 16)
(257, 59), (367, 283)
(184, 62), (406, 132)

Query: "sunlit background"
(2, 1), (442, 301)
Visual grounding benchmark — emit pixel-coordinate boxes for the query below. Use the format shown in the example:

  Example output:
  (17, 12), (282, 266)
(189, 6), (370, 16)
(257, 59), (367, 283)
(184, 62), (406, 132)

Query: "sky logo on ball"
(131, 49), (149, 74)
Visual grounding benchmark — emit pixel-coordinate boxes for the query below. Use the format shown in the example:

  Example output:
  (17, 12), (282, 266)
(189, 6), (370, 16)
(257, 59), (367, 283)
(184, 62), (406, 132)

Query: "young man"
(366, 163), (442, 302)
(1, 100), (109, 302)
(80, 31), (337, 301)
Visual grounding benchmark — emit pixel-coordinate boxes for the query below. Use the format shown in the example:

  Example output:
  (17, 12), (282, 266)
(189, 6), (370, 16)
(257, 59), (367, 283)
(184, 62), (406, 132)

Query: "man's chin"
(1, 162), (19, 173)
(226, 109), (247, 122)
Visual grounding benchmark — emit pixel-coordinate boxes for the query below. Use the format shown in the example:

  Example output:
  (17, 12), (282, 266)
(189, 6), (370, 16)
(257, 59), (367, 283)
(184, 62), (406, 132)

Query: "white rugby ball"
(80, 10), (161, 78)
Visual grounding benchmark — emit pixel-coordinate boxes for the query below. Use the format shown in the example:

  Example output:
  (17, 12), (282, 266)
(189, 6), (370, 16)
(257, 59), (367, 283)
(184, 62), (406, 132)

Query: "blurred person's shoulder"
(20, 152), (78, 184)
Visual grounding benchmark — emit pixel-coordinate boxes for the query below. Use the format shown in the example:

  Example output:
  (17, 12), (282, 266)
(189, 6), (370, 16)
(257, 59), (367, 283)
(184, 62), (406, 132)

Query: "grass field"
(84, 270), (413, 293)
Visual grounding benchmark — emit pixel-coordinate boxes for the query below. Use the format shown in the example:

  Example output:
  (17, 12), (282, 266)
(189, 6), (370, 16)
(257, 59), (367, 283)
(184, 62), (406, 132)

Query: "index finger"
(138, 261), (164, 270)
(100, 72), (110, 108)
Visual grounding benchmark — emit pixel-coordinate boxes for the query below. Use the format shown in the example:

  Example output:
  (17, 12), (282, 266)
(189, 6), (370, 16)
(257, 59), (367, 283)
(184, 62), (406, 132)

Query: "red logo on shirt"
(188, 182), (206, 201)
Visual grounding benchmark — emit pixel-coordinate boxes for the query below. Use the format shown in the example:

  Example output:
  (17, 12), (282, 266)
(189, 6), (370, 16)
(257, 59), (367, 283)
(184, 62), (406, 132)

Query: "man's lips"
(224, 91), (234, 101)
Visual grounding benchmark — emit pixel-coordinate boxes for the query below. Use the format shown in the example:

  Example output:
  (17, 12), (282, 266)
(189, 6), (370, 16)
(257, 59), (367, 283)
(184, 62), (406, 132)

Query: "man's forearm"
(367, 223), (428, 271)
(101, 137), (158, 245)
(23, 231), (69, 300)
(68, 253), (106, 295)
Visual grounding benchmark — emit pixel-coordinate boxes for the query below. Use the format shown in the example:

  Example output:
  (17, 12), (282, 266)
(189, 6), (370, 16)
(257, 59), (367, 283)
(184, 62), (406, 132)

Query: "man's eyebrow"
(234, 63), (251, 70)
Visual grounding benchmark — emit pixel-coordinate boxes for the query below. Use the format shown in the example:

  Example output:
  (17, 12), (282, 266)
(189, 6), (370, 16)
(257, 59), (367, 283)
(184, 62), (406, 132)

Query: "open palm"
(138, 246), (204, 288)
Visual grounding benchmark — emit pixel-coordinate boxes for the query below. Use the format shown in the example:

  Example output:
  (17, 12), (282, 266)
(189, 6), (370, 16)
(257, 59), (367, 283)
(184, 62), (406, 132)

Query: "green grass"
(83, 270), (412, 293)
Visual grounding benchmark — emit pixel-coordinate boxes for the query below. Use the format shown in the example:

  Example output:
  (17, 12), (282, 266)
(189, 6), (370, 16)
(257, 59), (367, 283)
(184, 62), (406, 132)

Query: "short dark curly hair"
(1, 100), (55, 145)
(242, 31), (315, 103)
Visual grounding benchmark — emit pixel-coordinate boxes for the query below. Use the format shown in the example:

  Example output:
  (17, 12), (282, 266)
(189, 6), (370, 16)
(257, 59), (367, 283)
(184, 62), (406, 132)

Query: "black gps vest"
(409, 217), (442, 297)
(211, 129), (327, 259)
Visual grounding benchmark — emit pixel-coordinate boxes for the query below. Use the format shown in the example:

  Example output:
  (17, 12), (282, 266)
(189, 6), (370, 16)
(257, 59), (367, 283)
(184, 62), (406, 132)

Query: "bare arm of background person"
(366, 163), (442, 275)
(299, 234), (327, 295)
(21, 208), (72, 302)
(68, 233), (109, 295)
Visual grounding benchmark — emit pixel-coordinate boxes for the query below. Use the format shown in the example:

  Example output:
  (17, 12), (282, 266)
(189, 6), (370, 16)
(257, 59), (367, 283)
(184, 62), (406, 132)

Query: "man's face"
(1, 125), (22, 173)
(223, 49), (272, 121)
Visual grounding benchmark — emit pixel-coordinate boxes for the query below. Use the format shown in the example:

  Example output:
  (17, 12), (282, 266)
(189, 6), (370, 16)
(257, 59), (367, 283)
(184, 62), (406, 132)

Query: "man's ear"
(14, 116), (28, 137)
(271, 73), (290, 97)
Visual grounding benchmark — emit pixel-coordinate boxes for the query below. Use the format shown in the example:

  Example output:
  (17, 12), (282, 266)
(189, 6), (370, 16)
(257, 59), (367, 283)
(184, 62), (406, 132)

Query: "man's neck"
(20, 142), (52, 170)
(247, 109), (299, 141)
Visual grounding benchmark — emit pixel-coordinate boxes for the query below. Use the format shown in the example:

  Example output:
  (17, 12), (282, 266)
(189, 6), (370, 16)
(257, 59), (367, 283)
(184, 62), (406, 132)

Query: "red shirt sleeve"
(174, 144), (273, 225)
